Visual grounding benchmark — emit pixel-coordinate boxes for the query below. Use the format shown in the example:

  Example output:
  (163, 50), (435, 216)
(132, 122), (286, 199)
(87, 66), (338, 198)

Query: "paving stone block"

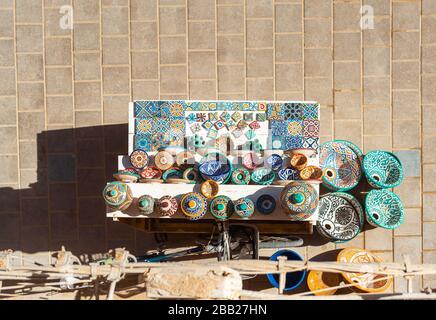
(247, 19), (273, 48)
(217, 35), (244, 63)
(423, 222), (436, 250)
(247, 49), (273, 78)
(393, 119), (420, 149)
(394, 150), (421, 178)
(394, 208), (421, 237)
(160, 65), (187, 94)
(394, 177), (421, 208)
(189, 21), (215, 50)
(365, 228), (393, 251)
(393, 2), (420, 30)
(189, 51), (215, 79)
(364, 106), (391, 136)
(275, 3), (302, 33)
(247, 78), (274, 100)
(424, 164), (436, 192)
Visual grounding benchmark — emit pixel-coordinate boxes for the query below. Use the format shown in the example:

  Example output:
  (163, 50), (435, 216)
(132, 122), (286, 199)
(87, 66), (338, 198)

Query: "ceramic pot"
(140, 166), (162, 180)
(300, 165), (322, 181)
(256, 194), (276, 215)
(162, 168), (183, 181)
(199, 152), (232, 184)
(113, 170), (140, 183)
(157, 195), (178, 217)
(102, 182), (133, 211)
(337, 248), (393, 293)
(180, 192), (208, 220)
(285, 148), (316, 159)
(365, 189), (404, 229)
(320, 140), (363, 192)
(280, 181), (318, 220)
(209, 195), (234, 221)
(129, 149), (149, 169)
(234, 197), (255, 219)
(363, 150), (404, 189)
(137, 195), (155, 215)
(317, 193), (363, 242)
(182, 167), (198, 183)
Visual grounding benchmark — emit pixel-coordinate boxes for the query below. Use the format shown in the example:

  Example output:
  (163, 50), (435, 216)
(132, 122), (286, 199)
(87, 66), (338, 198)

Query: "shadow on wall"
(0, 124), (160, 258)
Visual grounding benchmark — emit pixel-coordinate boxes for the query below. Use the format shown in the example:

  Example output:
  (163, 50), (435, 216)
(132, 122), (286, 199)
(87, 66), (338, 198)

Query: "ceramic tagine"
(234, 197), (255, 219)
(280, 181), (318, 221)
(210, 195), (234, 221)
(256, 194), (276, 215)
(137, 195), (155, 215)
(231, 167), (251, 185)
(129, 149), (149, 170)
(102, 181), (133, 211)
(180, 192), (208, 221)
(157, 195), (178, 217)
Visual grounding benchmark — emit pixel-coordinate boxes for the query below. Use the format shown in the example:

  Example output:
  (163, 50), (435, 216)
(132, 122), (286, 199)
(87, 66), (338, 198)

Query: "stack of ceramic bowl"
(363, 151), (404, 230)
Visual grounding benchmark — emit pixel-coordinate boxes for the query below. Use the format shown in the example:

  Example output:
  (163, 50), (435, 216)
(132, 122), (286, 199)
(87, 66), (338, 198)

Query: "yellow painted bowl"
(307, 270), (341, 296)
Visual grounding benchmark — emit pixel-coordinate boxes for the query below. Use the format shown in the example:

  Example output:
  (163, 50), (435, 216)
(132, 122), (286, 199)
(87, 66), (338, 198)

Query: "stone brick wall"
(0, 0), (434, 292)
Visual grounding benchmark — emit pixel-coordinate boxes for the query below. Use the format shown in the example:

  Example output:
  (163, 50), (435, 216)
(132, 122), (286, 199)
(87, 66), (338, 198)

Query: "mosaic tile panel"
(132, 100), (319, 153)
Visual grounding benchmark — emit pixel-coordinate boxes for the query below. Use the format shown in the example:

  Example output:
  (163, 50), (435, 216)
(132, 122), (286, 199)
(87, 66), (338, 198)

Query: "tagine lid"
(280, 181), (318, 218)
(103, 182), (130, 207)
(180, 192), (208, 220)
(210, 195), (234, 221)
(129, 149), (149, 169)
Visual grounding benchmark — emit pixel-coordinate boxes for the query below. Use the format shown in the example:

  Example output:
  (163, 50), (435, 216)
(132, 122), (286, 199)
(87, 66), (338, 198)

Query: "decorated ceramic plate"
(251, 168), (276, 185)
(317, 193), (363, 242)
(363, 151), (403, 189)
(320, 140), (363, 191)
(365, 189), (404, 230)
(337, 248), (393, 293)
(280, 181), (318, 221)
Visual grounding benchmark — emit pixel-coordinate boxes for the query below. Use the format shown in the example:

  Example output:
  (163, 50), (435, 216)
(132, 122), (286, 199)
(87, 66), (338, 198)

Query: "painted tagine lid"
(363, 150), (403, 189)
(320, 140), (363, 191)
(365, 189), (404, 229)
(180, 192), (208, 220)
(251, 167), (276, 185)
(317, 193), (364, 242)
(137, 195), (155, 215)
(129, 149), (149, 169)
(157, 195), (178, 217)
(113, 169), (140, 183)
(210, 195), (234, 221)
(140, 166), (162, 180)
(337, 248), (393, 293)
(182, 167), (198, 183)
(256, 194), (276, 215)
(234, 197), (255, 219)
(231, 167), (251, 185)
(280, 181), (318, 220)
(154, 150), (175, 171)
(102, 182), (133, 211)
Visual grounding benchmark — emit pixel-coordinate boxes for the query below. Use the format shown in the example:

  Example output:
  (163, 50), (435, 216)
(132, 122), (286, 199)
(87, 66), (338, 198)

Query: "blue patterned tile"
(134, 133), (153, 151)
(134, 101), (160, 118)
(302, 103), (319, 120)
(302, 119), (320, 138)
(284, 136), (304, 149)
(302, 137), (319, 150)
(270, 120), (287, 136)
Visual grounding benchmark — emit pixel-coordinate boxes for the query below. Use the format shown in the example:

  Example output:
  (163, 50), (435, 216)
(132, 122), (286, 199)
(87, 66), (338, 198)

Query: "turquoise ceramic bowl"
(365, 189), (404, 230)
(363, 151), (404, 189)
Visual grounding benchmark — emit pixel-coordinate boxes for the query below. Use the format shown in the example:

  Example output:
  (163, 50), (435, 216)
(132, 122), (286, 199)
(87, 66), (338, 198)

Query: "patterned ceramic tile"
(249, 120), (260, 130)
(214, 120), (225, 130)
(287, 120), (303, 136)
(134, 101), (161, 118)
(196, 113), (207, 122)
(302, 137), (319, 150)
(186, 113), (196, 123)
(256, 113), (267, 122)
(284, 136), (304, 149)
(271, 120), (287, 136)
(209, 112), (219, 121)
(243, 113), (254, 122)
(257, 102), (267, 111)
(220, 111), (231, 122)
(202, 120), (213, 130)
(232, 128), (244, 138)
(302, 119), (320, 138)
(231, 111), (242, 122)
(237, 120), (248, 130)
(245, 129), (256, 140)
(134, 133), (153, 151)
(207, 128), (218, 138)
(190, 123), (201, 134)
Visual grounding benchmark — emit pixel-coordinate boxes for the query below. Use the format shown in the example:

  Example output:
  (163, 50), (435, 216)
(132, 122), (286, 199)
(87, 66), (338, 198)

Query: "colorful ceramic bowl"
(320, 140), (363, 191)
(137, 195), (155, 215)
(129, 149), (149, 169)
(290, 153), (308, 171)
(307, 270), (341, 296)
(251, 168), (276, 185)
(264, 154), (283, 171)
(337, 248), (393, 293)
(102, 182), (133, 211)
(210, 195), (234, 221)
(278, 167), (300, 181)
(231, 167), (251, 185)
(280, 181), (318, 221)
(157, 195), (178, 217)
(198, 152), (232, 184)
(256, 194), (276, 215)
(242, 152), (262, 170)
(365, 189), (404, 229)
(363, 151), (404, 189)
(200, 180), (219, 199)
(162, 168), (183, 181)
(300, 165), (322, 181)
(234, 197), (255, 219)
(140, 166), (162, 180)
(180, 192), (208, 220)
(317, 193), (363, 242)
(154, 150), (175, 171)
(113, 170), (140, 183)
(182, 167), (198, 183)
